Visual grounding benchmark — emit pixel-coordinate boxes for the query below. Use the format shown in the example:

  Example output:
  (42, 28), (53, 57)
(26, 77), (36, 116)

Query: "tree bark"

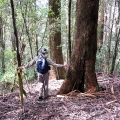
(110, 1), (120, 74)
(10, 0), (24, 105)
(49, 0), (66, 79)
(110, 29), (120, 74)
(58, 0), (99, 94)
(0, 15), (5, 73)
(98, 0), (104, 51)
(19, 0), (33, 59)
(107, 0), (116, 73)
(68, 0), (72, 59)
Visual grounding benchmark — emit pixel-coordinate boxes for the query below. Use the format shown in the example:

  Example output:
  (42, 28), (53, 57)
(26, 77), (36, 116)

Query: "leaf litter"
(0, 72), (120, 120)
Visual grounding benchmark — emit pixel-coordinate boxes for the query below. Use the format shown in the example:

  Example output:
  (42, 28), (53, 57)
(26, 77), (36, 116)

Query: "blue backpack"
(37, 56), (50, 74)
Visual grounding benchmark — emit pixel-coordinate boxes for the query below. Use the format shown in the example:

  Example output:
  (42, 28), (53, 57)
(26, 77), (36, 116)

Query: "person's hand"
(63, 64), (68, 67)
(18, 66), (25, 70)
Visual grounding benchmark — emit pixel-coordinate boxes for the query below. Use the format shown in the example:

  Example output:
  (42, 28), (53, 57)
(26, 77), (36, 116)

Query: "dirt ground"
(0, 73), (120, 120)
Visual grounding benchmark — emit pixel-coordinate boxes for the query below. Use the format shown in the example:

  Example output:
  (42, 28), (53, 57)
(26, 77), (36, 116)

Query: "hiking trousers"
(38, 72), (49, 99)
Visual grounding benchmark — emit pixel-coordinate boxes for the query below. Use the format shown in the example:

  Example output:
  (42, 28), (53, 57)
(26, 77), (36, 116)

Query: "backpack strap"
(38, 55), (47, 59)
(38, 55), (44, 61)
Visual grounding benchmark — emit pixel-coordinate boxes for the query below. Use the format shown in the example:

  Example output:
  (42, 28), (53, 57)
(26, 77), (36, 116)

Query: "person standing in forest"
(18, 48), (68, 100)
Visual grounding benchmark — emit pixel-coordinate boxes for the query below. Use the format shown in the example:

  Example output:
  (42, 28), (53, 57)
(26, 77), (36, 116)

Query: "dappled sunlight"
(49, 79), (64, 95)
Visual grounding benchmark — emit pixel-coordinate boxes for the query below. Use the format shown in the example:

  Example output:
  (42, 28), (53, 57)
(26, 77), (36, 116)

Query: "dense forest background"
(0, 0), (120, 92)
(0, 0), (120, 120)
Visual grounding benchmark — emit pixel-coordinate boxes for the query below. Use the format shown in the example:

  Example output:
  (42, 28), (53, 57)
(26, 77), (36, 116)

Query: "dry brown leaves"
(0, 72), (120, 120)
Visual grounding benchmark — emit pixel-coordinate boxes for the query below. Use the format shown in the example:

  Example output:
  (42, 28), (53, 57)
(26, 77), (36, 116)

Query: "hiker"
(18, 48), (68, 100)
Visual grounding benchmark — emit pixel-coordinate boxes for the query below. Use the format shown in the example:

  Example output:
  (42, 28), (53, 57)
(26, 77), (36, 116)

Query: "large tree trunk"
(58, 0), (99, 94)
(49, 0), (66, 79)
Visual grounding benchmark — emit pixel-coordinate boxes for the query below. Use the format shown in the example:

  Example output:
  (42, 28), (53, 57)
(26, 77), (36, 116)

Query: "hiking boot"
(38, 96), (43, 100)
(42, 95), (49, 100)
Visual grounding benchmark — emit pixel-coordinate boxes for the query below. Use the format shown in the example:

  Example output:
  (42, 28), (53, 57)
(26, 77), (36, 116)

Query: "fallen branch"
(106, 100), (117, 105)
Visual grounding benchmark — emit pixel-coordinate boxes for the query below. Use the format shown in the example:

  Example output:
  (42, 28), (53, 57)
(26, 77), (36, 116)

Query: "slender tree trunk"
(58, 0), (99, 94)
(10, 0), (24, 105)
(107, 0), (116, 73)
(110, 29), (120, 74)
(68, 0), (72, 59)
(0, 15), (5, 73)
(34, 0), (38, 56)
(110, 1), (120, 74)
(11, 33), (17, 64)
(98, 0), (104, 51)
(49, 0), (66, 79)
(19, 0), (33, 59)
(2, 30), (5, 73)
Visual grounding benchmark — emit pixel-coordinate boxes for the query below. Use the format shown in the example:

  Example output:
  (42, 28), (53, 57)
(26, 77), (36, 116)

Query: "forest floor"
(0, 72), (120, 120)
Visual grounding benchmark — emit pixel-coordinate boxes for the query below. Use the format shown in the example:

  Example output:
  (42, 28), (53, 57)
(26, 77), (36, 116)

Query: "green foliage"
(96, 34), (120, 73)
(0, 0), (8, 6)
(0, 46), (35, 93)
(1, 71), (15, 83)
(55, 1), (61, 7)
(23, 69), (35, 82)
(48, 9), (55, 16)
(0, 48), (16, 83)
(96, 46), (107, 72)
